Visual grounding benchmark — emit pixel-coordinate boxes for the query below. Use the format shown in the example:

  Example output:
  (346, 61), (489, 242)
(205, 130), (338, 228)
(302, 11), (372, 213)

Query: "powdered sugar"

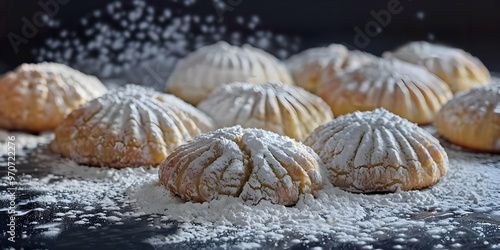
(1, 126), (499, 248)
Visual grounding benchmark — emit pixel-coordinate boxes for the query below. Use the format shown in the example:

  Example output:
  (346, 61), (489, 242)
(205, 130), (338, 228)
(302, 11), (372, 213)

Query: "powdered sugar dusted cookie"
(0, 62), (107, 132)
(51, 85), (215, 168)
(305, 108), (448, 193)
(159, 126), (324, 205)
(341, 50), (379, 71)
(436, 84), (500, 152)
(384, 41), (490, 93)
(286, 44), (377, 93)
(166, 41), (293, 105)
(197, 81), (333, 141)
(317, 59), (452, 124)
(286, 44), (348, 92)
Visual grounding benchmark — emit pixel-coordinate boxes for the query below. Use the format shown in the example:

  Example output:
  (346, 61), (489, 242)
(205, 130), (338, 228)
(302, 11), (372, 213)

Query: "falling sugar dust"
(32, 0), (301, 90)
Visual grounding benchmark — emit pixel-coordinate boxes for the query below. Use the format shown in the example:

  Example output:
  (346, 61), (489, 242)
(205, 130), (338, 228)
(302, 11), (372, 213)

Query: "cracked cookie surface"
(51, 85), (215, 168)
(305, 108), (448, 193)
(436, 84), (500, 152)
(159, 126), (324, 205)
(0, 62), (107, 132)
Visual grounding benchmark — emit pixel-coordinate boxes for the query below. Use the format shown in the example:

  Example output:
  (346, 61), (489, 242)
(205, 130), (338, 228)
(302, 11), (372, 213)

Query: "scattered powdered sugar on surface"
(1, 128), (499, 248)
(0, 129), (53, 157)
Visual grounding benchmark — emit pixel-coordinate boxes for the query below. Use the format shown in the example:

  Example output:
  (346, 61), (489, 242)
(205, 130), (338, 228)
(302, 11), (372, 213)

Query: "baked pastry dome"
(0, 62), (107, 132)
(384, 41), (490, 93)
(286, 45), (377, 93)
(435, 84), (500, 152)
(319, 50), (380, 87)
(342, 50), (379, 71)
(197, 81), (333, 141)
(159, 126), (324, 205)
(166, 41), (294, 105)
(316, 59), (453, 124)
(50, 85), (215, 168)
(285, 44), (349, 92)
(305, 108), (448, 193)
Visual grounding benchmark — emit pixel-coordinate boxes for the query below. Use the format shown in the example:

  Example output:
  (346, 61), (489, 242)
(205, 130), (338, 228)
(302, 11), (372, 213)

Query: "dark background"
(1, 0), (500, 76)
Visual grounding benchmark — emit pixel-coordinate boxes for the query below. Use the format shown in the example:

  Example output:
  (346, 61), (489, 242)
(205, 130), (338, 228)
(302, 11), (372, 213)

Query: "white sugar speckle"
(32, 0), (300, 89)
(416, 11), (425, 20)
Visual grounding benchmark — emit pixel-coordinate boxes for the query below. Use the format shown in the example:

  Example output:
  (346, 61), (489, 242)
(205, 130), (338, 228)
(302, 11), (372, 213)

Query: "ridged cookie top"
(305, 108), (448, 193)
(285, 45), (377, 92)
(0, 62), (107, 132)
(317, 58), (453, 124)
(384, 41), (490, 93)
(319, 50), (380, 86)
(51, 85), (215, 168)
(285, 44), (348, 92)
(342, 50), (379, 71)
(197, 81), (333, 141)
(122, 85), (215, 132)
(436, 84), (500, 152)
(159, 126), (324, 205)
(166, 41), (293, 105)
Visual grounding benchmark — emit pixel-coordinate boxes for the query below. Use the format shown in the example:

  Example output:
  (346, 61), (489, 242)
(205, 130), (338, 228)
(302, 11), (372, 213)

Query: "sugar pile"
(1, 129), (499, 248)
(33, 0), (301, 89)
